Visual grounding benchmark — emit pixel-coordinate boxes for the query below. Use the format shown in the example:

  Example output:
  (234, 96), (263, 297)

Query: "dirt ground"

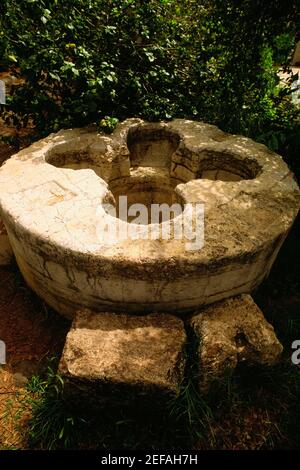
(0, 265), (70, 449)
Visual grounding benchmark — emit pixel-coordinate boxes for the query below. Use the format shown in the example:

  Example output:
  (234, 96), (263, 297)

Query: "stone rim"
(0, 119), (299, 316)
(0, 118), (298, 266)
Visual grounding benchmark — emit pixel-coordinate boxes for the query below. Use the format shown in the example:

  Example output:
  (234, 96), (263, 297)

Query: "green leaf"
(145, 51), (155, 62)
(8, 54), (17, 63)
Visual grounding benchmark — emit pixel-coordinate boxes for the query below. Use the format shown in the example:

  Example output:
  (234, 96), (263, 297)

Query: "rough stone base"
(0, 221), (13, 265)
(190, 294), (283, 391)
(59, 310), (186, 407)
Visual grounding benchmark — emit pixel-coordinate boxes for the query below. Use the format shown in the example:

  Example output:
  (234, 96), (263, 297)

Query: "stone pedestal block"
(190, 295), (283, 391)
(59, 310), (187, 407)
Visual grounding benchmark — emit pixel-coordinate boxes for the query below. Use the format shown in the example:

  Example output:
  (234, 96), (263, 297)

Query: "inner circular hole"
(196, 152), (261, 181)
(109, 175), (184, 224)
(108, 125), (183, 224)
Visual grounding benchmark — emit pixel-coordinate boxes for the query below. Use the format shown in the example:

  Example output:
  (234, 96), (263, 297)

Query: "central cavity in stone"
(45, 122), (262, 226)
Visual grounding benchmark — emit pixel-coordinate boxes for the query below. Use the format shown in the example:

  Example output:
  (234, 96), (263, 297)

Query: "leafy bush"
(0, 0), (299, 174)
(0, 0), (186, 133)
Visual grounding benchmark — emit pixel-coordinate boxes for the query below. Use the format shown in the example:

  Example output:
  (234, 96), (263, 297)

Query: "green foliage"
(99, 116), (119, 134)
(26, 365), (84, 449)
(272, 33), (295, 65)
(25, 347), (300, 449)
(0, 0), (185, 133)
(0, 0), (299, 171)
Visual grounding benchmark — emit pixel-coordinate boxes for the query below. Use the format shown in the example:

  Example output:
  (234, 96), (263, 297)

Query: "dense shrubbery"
(0, 0), (186, 132)
(0, 0), (299, 172)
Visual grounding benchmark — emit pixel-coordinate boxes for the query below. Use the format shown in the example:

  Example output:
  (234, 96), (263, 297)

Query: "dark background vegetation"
(0, 0), (300, 176)
(0, 0), (299, 450)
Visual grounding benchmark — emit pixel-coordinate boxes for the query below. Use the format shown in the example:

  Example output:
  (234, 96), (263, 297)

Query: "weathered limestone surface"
(59, 310), (186, 404)
(0, 119), (298, 317)
(0, 220), (13, 265)
(190, 294), (283, 391)
(0, 141), (15, 265)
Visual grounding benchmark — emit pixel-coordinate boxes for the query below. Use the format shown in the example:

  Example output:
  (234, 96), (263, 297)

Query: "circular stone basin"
(0, 118), (299, 318)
